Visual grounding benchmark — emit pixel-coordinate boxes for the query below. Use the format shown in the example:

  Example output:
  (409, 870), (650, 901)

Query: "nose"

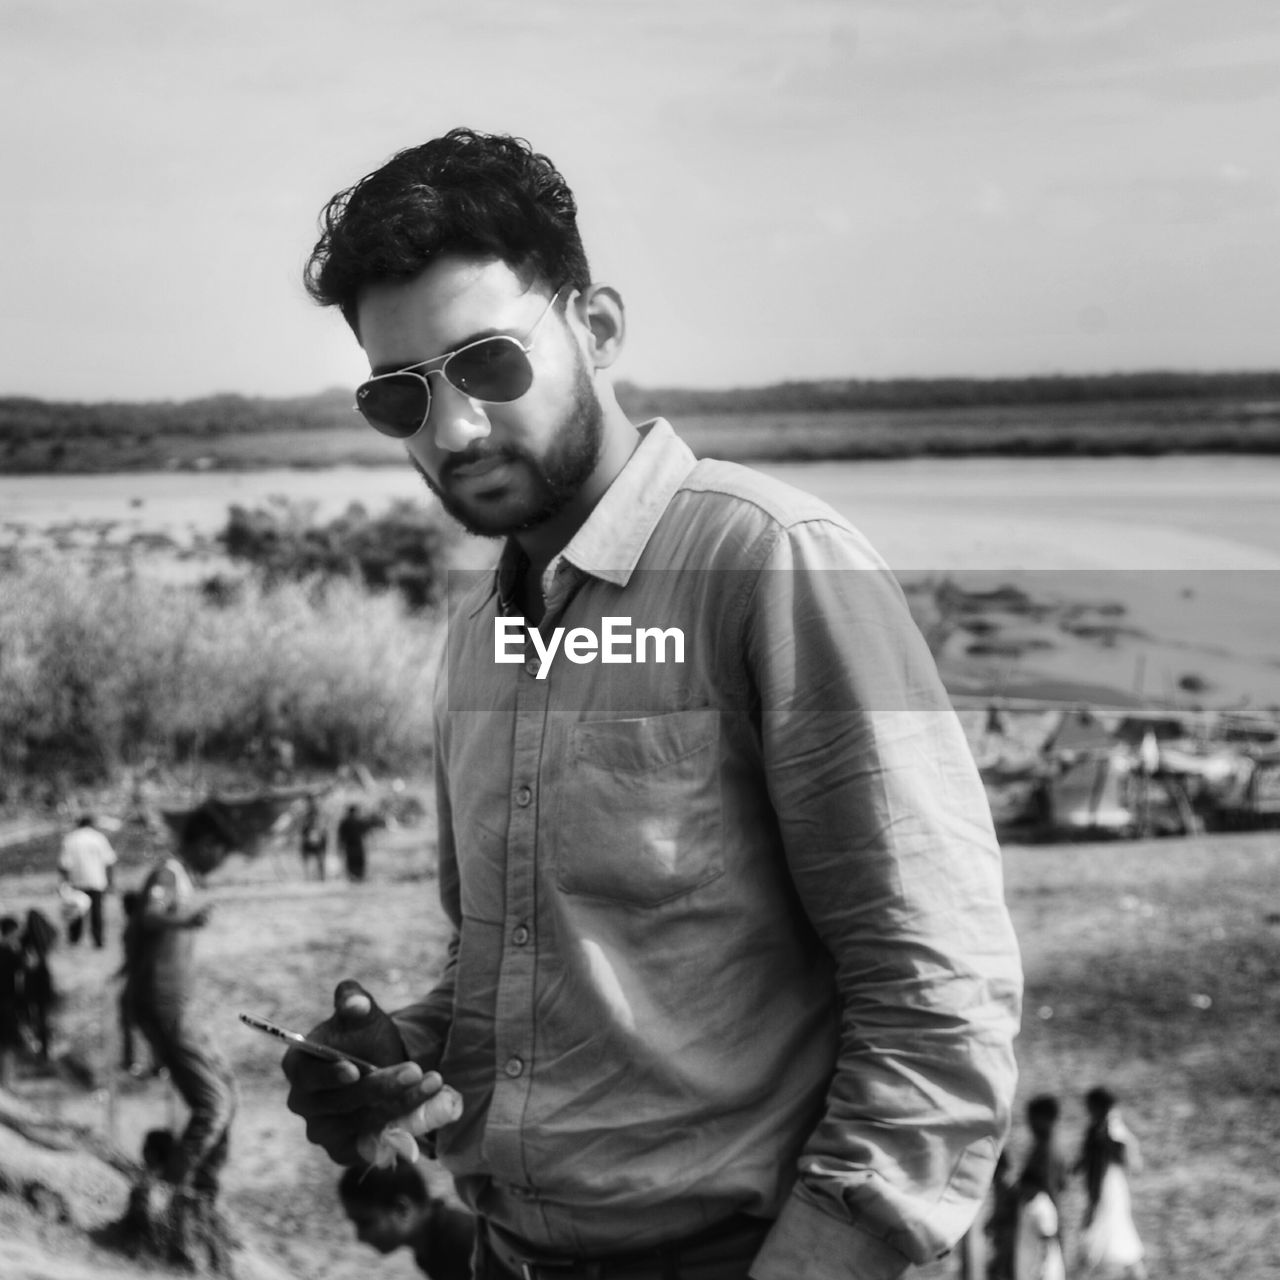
(429, 380), (492, 452)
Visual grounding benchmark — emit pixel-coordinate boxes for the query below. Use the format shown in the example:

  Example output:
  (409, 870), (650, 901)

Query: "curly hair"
(304, 128), (591, 331)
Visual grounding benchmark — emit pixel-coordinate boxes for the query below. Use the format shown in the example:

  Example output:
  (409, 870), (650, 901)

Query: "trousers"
(474, 1214), (772, 1280)
(133, 1000), (237, 1199)
(67, 889), (106, 947)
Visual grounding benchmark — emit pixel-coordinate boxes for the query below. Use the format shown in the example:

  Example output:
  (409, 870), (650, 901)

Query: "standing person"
(116, 889), (154, 1076)
(338, 1160), (476, 1280)
(280, 128), (1022, 1280)
(1075, 1087), (1146, 1280)
(125, 833), (238, 1256)
(58, 814), (117, 947)
(0, 916), (25, 1088)
(336, 804), (381, 883)
(984, 1150), (1019, 1280)
(299, 795), (329, 881)
(1015, 1095), (1068, 1280)
(20, 908), (58, 1064)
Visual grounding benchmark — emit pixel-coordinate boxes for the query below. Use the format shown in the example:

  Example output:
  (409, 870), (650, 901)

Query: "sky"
(1, 0), (1278, 401)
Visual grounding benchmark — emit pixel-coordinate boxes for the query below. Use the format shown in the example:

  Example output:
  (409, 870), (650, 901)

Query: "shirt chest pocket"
(553, 708), (724, 907)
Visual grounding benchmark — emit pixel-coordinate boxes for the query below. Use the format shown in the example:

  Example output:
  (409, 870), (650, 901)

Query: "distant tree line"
(615, 370), (1280, 416)
(5, 371), (1280, 473)
(0, 388), (354, 441)
(4, 370), (1280, 444)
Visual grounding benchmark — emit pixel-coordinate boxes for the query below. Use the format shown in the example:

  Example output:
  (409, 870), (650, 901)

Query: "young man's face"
(355, 255), (605, 538)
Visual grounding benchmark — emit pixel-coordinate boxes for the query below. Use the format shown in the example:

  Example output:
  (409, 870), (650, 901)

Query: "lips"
(449, 456), (508, 480)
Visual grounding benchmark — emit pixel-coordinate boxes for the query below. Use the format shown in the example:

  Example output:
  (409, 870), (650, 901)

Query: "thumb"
(333, 980), (380, 1025)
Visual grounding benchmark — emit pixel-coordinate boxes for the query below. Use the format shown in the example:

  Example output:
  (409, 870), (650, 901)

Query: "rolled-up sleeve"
(744, 520), (1023, 1280)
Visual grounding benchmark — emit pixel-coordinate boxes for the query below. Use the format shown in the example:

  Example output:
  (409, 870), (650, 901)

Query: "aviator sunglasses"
(354, 285), (570, 440)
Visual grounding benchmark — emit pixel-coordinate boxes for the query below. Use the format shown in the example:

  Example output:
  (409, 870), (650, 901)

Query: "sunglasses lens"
(446, 338), (534, 403)
(355, 376), (430, 439)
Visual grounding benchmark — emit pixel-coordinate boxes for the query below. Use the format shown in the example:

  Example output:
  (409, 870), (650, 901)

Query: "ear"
(572, 283), (626, 371)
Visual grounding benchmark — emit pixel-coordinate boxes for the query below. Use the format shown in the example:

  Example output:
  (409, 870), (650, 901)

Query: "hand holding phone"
(266, 981), (464, 1168)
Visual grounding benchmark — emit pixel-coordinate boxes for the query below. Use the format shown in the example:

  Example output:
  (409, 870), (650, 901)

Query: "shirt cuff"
(750, 1187), (912, 1280)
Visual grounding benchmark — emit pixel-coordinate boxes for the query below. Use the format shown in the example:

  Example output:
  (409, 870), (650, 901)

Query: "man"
(0, 916), (23, 1087)
(125, 825), (238, 1254)
(299, 795), (329, 881)
(282, 128), (1022, 1280)
(338, 1160), (476, 1280)
(58, 814), (117, 947)
(336, 803), (382, 883)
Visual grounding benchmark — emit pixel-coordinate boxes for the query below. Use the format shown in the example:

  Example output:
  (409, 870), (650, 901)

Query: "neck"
(513, 400), (640, 580)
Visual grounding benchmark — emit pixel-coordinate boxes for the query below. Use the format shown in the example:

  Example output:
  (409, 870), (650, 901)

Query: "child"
(338, 1160), (475, 1280)
(984, 1148), (1019, 1280)
(1016, 1094), (1068, 1280)
(0, 915), (25, 1087)
(118, 1127), (178, 1248)
(1076, 1085), (1146, 1279)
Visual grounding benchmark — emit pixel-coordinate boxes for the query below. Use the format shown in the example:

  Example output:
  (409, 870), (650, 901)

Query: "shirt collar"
(481, 419), (696, 616)
(558, 418), (696, 586)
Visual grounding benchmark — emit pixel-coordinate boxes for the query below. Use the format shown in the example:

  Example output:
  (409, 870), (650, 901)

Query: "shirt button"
(524, 658), (539, 677)
(513, 924), (531, 946)
(504, 1056), (525, 1078)
(515, 786), (532, 807)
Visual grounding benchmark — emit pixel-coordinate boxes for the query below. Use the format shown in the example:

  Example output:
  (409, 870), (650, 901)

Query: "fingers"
(285, 1060), (456, 1166)
(281, 1045), (360, 1089)
(404, 1083), (464, 1134)
(286, 1060), (434, 1124)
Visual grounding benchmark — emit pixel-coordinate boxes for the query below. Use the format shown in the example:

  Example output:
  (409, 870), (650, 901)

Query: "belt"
(484, 1214), (772, 1280)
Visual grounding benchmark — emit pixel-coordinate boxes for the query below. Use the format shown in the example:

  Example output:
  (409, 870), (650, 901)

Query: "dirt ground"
(0, 820), (456, 1280)
(4, 804), (1279, 1279)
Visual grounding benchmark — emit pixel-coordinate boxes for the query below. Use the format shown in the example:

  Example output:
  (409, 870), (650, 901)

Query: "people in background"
(299, 795), (329, 881)
(338, 1160), (476, 1280)
(125, 835), (237, 1231)
(58, 814), (118, 948)
(1015, 1095), (1068, 1280)
(1076, 1085), (1147, 1279)
(116, 890), (155, 1076)
(0, 915), (25, 1088)
(19, 908), (58, 1064)
(336, 804), (383, 883)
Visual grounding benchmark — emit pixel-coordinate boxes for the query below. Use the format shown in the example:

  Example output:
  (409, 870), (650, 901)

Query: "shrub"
(220, 497), (454, 610)
(0, 559), (440, 791)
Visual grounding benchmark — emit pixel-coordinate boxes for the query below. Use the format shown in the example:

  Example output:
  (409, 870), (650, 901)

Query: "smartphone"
(238, 1011), (379, 1073)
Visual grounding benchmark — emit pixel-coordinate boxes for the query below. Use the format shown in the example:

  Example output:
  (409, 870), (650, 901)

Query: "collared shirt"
(59, 826), (117, 891)
(393, 420), (1022, 1280)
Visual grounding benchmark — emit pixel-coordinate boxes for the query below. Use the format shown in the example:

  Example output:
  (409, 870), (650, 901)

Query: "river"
(4, 455), (1279, 708)
(5, 454), (1280, 570)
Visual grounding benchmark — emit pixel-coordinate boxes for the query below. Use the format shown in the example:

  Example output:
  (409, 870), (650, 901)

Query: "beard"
(411, 356), (605, 538)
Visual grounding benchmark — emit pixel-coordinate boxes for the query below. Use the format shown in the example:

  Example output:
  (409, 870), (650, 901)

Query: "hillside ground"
(2, 815), (1278, 1279)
